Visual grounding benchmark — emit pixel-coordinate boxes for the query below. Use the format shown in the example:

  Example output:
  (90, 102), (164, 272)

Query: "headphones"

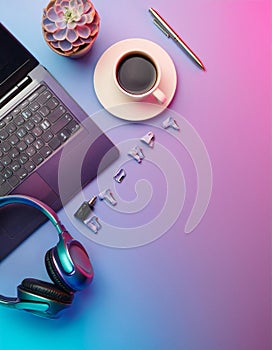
(0, 195), (94, 319)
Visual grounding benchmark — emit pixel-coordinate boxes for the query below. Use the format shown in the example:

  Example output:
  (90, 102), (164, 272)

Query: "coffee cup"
(113, 49), (167, 104)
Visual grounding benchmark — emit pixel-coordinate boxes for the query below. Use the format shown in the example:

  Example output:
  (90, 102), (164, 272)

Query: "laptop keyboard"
(0, 83), (81, 196)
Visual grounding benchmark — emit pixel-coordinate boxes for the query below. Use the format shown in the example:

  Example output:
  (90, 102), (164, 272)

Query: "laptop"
(0, 23), (119, 261)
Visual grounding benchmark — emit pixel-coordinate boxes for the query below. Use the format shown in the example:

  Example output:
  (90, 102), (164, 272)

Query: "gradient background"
(0, 0), (271, 349)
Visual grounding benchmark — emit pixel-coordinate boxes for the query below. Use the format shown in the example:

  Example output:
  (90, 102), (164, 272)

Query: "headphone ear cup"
(45, 249), (73, 293)
(18, 278), (74, 304)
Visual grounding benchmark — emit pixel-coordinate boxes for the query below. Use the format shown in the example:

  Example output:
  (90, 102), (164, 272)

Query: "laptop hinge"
(0, 76), (32, 109)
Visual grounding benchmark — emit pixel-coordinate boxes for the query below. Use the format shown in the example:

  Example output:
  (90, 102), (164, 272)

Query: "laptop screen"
(0, 23), (38, 99)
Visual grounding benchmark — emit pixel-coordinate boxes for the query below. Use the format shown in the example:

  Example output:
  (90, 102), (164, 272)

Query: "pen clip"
(153, 18), (170, 38)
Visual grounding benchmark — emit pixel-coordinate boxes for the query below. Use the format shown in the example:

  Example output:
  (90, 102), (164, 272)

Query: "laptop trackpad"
(12, 172), (59, 203)
(0, 173), (58, 261)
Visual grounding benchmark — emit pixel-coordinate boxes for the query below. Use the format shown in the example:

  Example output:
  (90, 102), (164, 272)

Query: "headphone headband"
(0, 194), (94, 318)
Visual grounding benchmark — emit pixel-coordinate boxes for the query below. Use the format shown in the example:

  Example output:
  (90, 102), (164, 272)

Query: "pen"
(148, 7), (206, 71)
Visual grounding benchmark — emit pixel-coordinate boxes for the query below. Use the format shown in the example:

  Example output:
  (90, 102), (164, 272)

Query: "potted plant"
(42, 0), (100, 58)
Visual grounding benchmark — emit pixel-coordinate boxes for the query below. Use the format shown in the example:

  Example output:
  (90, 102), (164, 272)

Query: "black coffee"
(117, 54), (157, 95)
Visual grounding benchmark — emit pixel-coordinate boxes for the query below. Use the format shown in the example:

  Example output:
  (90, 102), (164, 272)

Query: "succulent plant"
(42, 0), (100, 57)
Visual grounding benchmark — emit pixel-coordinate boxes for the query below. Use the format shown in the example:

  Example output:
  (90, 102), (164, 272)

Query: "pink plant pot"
(42, 0), (100, 58)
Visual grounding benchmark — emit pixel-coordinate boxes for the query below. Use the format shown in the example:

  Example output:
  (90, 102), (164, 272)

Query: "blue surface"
(0, 1), (271, 349)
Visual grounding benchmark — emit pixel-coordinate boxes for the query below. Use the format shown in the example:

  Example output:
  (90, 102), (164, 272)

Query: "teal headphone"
(0, 195), (94, 319)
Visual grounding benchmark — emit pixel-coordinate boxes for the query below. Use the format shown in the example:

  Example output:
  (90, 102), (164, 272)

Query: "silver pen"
(148, 7), (206, 71)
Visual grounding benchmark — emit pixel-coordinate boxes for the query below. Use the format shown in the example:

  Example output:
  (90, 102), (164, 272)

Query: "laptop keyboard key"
(26, 146), (36, 157)
(29, 102), (40, 112)
(18, 154), (29, 165)
(16, 168), (28, 180)
(28, 91), (39, 103)
(21, 110), (32, 120)
(46, 97), (59, 110)
(37, 90), (52, 105)
(39, 146), (52, 158)
(40, 120), (51, 130)
(0, 181), (12, 196)
(32, 126), (43, 137)
(17, 127), (27, 138)
(0, 121), (6, 129)
(25, 120), (35, 131)
(32, 153), (44, 166)
(51, 114), (72, 134)
(35, 85), (46, 94)
(11, 161), (20, 172)
(18, 100), (29, 110)
(2, 155), (12, 166)
(1, 142), (11, 152)
(47, 105), (66, 123)
(9, 148), (20, 159)
(2, 168), (13, 179)
(17, 141), (28, 151)
(7, 122), (17, 134)
(0, 174), (5, 184)
(8, 175), (19, 188)
(9, 134), (20, 145)
(57, 129), (71, 143)
(39, 106), (50, 117)
(25, 134), (35, 145)
(24, 161), (36, 173)
(11, 108), (20, 117)
(33, 139), (44, 150)
(14, 115), (25, 126)
(42, 130), (54, 142)
(48, 137), (61, 151)
(32, 113), (42, 124)
(66, 120), (80, 134)
(0, 130), (9, 140)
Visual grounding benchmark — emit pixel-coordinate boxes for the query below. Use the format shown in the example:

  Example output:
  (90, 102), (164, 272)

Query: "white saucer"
(93, 38), (177, 121)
